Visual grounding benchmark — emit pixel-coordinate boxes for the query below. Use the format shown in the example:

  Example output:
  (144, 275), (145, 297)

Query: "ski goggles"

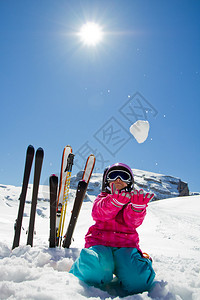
(107, 170), (132, 183)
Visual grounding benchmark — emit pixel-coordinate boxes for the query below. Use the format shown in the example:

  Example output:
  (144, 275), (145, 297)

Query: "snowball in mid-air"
(130, 120), (150, 143)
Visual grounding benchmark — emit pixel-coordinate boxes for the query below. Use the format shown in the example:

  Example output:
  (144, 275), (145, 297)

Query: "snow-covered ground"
(0, 181), (200, 300)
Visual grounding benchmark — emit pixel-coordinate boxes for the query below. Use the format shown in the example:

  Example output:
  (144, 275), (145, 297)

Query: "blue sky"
(0, 0), (200, 192)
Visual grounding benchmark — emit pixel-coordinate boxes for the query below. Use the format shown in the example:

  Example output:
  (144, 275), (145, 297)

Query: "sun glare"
(79, 22), (103, 46)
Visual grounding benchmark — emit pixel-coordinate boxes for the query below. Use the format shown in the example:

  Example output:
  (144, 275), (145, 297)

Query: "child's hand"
(111, 190), (131, 207)
(130, 189), (154, 212)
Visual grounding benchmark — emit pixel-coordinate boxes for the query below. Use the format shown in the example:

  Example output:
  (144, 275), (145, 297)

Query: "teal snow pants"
(69, 246), (155, 294)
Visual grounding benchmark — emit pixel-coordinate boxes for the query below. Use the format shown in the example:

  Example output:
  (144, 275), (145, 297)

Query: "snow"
(0, 180), (200, 300)
(130, 120), (150, 144)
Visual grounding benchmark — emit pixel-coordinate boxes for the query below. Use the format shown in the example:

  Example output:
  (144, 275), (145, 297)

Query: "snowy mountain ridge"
(70, 168), (190, 201)
(0, 167), (192, 205)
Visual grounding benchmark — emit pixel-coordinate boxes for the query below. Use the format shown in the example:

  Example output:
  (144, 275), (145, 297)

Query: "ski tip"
(27, 145), (35, 154)
(36, 147), (44, 153)
(64, 145), (72, 151)
(50, 174), (58, 184)
(89, 154), (96, 162)
(36, 147), (44, 159)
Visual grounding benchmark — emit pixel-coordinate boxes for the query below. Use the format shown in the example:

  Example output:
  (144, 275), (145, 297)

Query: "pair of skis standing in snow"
(12, 146), (44, 249)
(49, 145), (95, 248)
(12, 145), (156, 295)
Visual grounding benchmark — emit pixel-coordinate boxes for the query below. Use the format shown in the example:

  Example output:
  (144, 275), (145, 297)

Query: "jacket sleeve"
(122, 203), (146, 228)
(92, 192), (125, 221)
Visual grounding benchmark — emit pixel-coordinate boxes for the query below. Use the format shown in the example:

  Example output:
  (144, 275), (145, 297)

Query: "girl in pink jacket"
(70, 163), (155, 295)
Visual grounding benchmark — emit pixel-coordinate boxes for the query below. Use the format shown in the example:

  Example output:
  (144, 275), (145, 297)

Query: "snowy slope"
(0, 182), (200, 300)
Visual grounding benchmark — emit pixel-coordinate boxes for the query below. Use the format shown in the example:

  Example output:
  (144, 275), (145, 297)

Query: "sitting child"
(70, 163), (155, 294)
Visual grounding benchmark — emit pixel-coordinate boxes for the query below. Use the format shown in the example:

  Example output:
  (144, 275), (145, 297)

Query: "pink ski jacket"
(85, 192), (146, 251)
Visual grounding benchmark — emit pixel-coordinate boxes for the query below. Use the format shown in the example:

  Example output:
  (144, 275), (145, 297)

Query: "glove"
(111, 190), (131, 208)
(131, 189), (154, 212)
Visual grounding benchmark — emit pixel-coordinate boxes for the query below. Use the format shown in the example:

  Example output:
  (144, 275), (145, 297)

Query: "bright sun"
(78, 22), (103, 46)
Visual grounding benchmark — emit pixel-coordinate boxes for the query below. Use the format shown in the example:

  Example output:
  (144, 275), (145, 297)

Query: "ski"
(57, 153), (75, 246)
(49, 174), (58, 248)
(56, 145), (72, 244)
(62, 154), (95, 248)
(27, 147), (44, 247)
(12, 145), (35, 250)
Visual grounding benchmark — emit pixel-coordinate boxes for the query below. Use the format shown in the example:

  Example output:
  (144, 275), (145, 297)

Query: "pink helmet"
(102, 163), (134, 193)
